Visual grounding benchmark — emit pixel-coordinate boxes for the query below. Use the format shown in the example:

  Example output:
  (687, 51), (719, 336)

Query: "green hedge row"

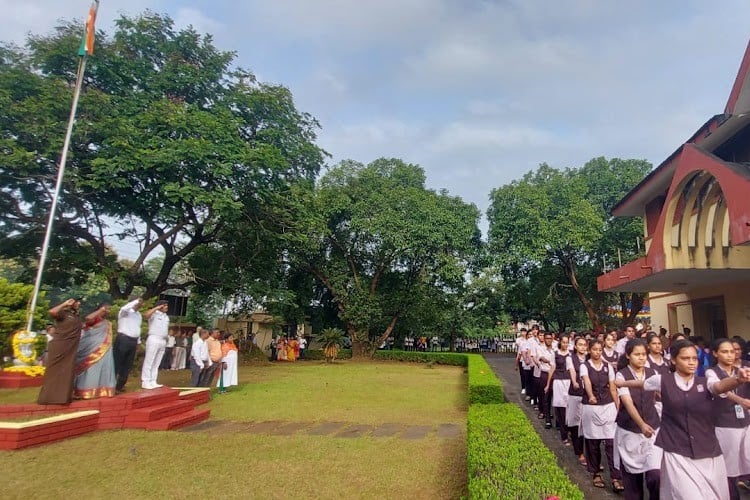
(301, 349), (352, 361)
(372, 350), (468, 366)
(466, 354), (504, 404)
(468, 404), (584, 499)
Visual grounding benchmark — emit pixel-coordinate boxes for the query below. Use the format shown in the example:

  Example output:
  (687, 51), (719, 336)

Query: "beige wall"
(649, 281), (750, 339)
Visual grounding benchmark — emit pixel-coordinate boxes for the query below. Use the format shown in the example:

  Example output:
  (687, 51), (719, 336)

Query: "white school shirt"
(536, 343), (554, 373)
(191, 338), (210, 365)
(166, 335), (176, 348)
(117, 299), (142, 340)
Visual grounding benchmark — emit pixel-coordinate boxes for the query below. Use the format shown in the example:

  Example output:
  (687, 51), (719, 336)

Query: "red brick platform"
(0, 371), (45, 389)
(0, 387), (211, 450)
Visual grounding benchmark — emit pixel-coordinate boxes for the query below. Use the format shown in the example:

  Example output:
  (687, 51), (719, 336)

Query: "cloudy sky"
(4, 0), (750, 241)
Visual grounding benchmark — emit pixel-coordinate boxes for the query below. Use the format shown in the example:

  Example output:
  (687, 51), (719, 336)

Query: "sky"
(4, 0), (750, 255)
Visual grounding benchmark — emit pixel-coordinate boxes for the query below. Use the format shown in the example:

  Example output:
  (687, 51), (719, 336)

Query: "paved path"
(181, 419), (463, 441)
(483, 353), (620, 499)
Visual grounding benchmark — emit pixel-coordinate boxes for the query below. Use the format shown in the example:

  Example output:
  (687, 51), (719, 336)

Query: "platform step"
(143, 408), (211, 431)
(178, 388), (211, 405)
(124, 399), (196, 425)
(120, 387), (180, 409)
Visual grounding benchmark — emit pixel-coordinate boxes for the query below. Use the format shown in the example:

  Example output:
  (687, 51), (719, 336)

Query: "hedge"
(468, 403), (584, 500)
(372, 350), (468, 366)
(467, 355), (504, 404)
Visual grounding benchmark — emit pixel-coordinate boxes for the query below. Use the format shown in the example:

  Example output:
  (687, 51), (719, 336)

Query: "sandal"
(592, 474), (605, 488)
(562, 439), (571, 446)
(578, 455), (587, 467)
(612, 479), (625, 492)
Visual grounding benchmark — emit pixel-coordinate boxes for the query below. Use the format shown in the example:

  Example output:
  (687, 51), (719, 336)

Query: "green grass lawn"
(0, 361), (468, 499)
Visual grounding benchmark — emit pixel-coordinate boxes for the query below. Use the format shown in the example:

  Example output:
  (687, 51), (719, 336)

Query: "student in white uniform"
(618, 339), (750, 500)
(545, 335), (570, 443)
(566, 336), (589, 466)
(705, 338), (750, 500)
(580, 339), (622, 491)
(614, 338), (661, 499)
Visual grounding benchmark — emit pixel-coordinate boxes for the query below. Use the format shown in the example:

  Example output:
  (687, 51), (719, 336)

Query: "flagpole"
(26, 55), (90, 333)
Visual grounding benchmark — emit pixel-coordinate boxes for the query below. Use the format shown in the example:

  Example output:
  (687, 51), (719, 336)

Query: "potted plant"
(316, 327), (345, 363)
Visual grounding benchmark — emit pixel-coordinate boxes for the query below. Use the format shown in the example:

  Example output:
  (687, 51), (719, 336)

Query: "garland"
(11, 330), (38, 365)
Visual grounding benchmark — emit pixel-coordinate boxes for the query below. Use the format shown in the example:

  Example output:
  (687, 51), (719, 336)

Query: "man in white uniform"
(141, 300), (170, 389)
(114, 296), (143, 393)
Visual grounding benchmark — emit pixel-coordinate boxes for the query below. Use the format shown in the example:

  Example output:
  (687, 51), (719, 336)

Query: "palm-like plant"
(316, 327), (345, 363)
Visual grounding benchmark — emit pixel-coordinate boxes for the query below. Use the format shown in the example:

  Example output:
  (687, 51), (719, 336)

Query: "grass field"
(0, 361), (468, 499)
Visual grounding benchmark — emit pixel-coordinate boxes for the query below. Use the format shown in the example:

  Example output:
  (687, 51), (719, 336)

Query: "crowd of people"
(516, 324), (750, 499)
(269, 335), (307, 361)
(36, 297), (242, 405)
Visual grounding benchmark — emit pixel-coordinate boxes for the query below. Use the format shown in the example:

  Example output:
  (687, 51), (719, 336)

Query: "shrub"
(303, 349), (352, 361)
(372, 350), (468, 366)
(467, 403), (583, 500)
(467, 355), (504, 404)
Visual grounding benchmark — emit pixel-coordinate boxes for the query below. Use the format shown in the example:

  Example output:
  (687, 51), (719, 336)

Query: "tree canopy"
(487, 157), (651, 331)
(283, 158), (482, 355)
(0, 12), (325, 299)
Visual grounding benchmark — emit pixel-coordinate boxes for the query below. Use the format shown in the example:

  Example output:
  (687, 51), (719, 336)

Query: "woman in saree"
(38, 298), (83, 405)
(276, 336), (288, 361)
(287, 336), (298, 362)
(216, 332), (239, 388)
(73, 303), (116, 399)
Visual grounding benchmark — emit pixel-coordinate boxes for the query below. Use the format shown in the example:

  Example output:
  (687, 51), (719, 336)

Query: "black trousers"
(585, 437), (621, 480)
(517, 361), (525, 390)
(622, 468), (660, 500)
(160, 347), (173, 369)
(568, 425), (584, 456)
(198, 362), (220, 387)
(113, 334), (138, 391)
(554, 406), (568, 440)
(536, 373), (551, 419)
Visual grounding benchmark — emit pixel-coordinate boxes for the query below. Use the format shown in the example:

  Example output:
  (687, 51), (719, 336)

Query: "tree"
(0, 278), (49, 357)
(287, 158), (481, 357)
(487, 158), (651, 331)
(0, 12), (325, 299)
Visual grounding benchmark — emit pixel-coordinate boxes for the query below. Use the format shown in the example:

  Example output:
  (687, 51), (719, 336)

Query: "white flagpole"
(25, 56), (89, 333)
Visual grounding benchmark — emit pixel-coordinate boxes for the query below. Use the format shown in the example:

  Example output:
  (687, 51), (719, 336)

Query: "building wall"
(649, 281), (750, 339)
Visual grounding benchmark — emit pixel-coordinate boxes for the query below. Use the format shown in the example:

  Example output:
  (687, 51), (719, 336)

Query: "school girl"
(580, 339), (622, 491)
(620, 339), (750, 499)
(602, 331), (620, 368)
(706, 339), (750, 500)
(614, 338), (661, 499)
(565, 336), (589, 466)
(545, 335), (571, 443)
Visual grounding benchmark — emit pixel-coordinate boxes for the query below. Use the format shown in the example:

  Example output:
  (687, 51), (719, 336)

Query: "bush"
(468, 404), (584, 500)
(303, 349), (352, 361)
(467, 355), (504, 404)
(372, 350), (468, 366)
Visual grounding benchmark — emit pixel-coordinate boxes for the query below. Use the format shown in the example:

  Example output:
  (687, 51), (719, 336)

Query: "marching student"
(580, 339), (622, 491)
(602, 330), (620, 368)
(545, 334), (571, 443)
(566, 336), (589, 466)
(614, 338), (661, 499)
(619, 339), (750, 499)
(706, 338), (750, 500)
(536, 332), (555, 426)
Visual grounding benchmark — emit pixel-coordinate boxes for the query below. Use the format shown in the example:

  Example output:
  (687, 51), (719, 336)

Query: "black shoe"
(545, 422), (552, 429)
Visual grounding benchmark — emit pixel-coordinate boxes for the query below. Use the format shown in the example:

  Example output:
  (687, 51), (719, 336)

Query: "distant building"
(598, 41), (750, 339)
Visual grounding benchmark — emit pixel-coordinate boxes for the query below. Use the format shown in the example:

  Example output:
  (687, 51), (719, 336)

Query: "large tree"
(487, 158), (651, 331)
(0, 12), (324, 299)
(286, 158), (481, 356)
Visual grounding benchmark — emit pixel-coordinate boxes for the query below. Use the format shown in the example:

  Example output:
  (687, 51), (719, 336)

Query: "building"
(597, 41), (750, 340)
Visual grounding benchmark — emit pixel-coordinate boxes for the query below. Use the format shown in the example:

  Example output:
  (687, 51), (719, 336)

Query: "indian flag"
(78, 1), (99, 56)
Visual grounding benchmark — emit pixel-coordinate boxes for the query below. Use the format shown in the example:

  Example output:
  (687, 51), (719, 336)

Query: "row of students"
(536, 332), (750, 499)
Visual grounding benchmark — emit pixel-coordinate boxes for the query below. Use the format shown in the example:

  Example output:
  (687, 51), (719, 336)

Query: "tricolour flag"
(78, 1), (99, 56)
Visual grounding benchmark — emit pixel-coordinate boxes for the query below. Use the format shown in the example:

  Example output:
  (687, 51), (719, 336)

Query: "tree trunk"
(619, 292), (645, 328)
(557, 252), (601, 332)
